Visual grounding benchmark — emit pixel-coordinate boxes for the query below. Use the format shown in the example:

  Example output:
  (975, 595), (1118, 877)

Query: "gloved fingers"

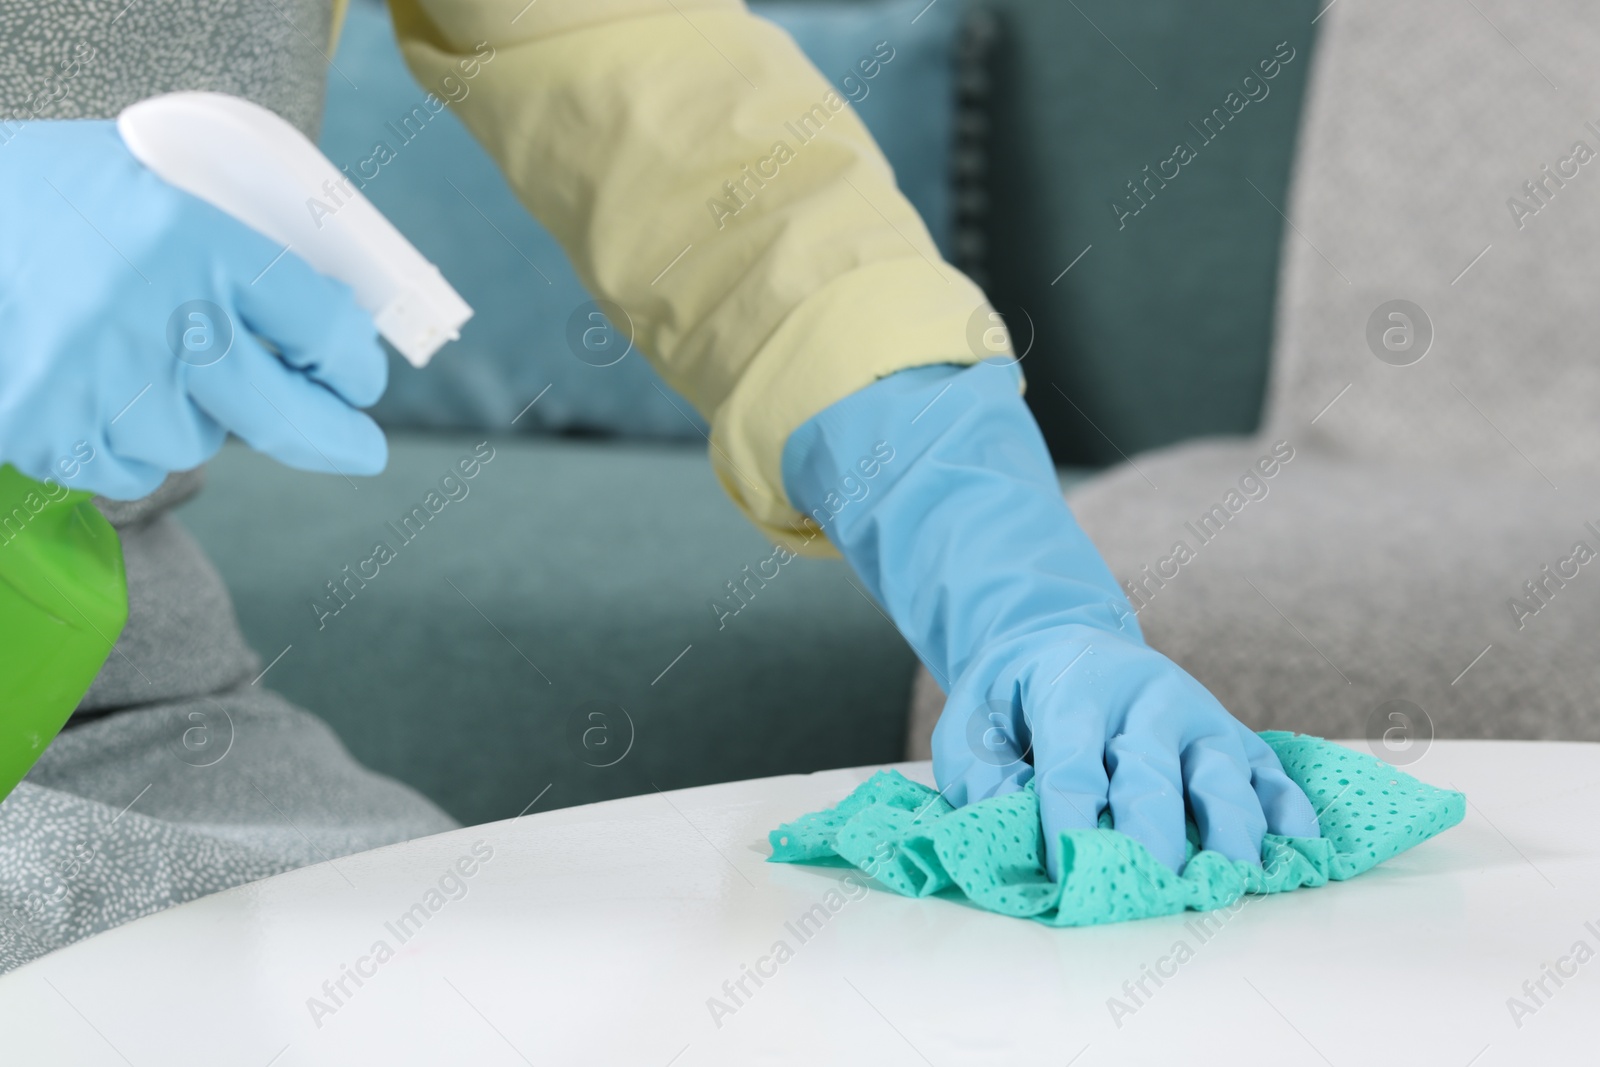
(103, 375), (228, 478)
(1180, 733), (1269, 866)
(1105, 723), (1188, 873)
(937, 761), (1035, 819)
(184, 331), (388, 477)
(1238, 727), (1322, 839)
(74, 443), (169, 501)
(1031, 704), (1114, 880)
(2, 391), (172, 501)
(82, 466), (167, 501)
(227, 240), (387, 408)
(930, 699), (1035, 811)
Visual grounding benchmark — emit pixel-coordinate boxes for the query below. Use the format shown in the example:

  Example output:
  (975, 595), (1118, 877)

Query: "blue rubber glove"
(0, 119), (386, 500)
(783, 361), (1321, 876)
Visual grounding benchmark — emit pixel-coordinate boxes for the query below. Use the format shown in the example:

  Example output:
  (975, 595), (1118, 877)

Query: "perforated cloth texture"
(770, 734), (1464, 926)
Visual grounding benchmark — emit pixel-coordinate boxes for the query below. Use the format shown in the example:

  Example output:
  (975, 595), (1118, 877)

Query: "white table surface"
(0, 740), (1594, 1066)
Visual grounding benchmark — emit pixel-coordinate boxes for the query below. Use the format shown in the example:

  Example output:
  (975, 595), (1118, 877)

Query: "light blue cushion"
(321, 0), (963, 438)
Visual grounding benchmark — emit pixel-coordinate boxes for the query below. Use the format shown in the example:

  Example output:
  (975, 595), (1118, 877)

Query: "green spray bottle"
(0, 465), (127, 801)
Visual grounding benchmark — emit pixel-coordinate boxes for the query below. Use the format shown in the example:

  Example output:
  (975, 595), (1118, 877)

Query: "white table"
(0, 740), (1593, 1066)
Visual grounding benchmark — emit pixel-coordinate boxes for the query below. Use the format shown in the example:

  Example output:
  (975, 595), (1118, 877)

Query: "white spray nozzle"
(117, 91), (471, 367)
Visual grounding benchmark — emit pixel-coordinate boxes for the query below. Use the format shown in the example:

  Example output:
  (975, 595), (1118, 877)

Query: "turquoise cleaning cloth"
(768, 733), (1466, 926)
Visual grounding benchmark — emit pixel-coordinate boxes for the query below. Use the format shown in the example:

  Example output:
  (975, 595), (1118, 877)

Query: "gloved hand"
(783, 360), (1321, 877)
(0, 119), (386, 500)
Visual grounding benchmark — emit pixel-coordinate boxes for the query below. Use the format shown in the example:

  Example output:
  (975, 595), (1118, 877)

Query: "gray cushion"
(1260, 0), (1600, 470)
(1070, 444), (1600, 743)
